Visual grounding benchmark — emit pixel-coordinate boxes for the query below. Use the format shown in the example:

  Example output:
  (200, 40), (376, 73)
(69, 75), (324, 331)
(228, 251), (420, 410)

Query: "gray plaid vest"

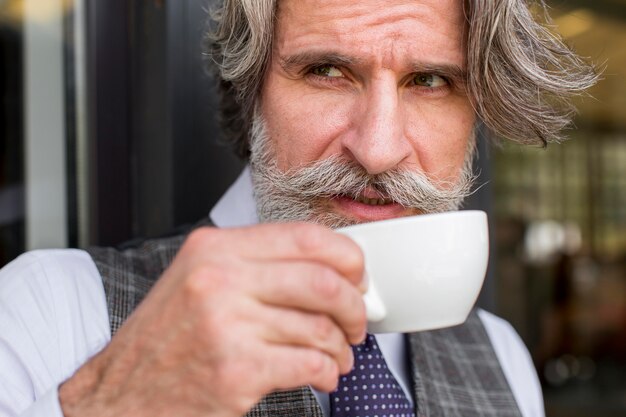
(87, 220), (523, 417)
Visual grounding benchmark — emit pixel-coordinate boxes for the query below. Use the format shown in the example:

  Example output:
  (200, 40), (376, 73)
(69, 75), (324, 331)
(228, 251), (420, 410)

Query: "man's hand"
(58, 223), (367, 417)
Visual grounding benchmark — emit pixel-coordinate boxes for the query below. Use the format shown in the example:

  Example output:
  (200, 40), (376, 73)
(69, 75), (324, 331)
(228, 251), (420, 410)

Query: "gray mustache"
(253, 154), (476, 214)
(248, 113), (478, 226)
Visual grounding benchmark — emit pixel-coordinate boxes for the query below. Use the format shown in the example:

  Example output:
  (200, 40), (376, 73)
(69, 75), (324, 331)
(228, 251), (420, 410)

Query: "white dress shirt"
(0, 167), (545, 417)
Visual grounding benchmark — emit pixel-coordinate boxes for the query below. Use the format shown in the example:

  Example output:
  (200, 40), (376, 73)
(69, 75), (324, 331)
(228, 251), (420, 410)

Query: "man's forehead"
(274, 0), (467, 70)
(275, 0), (466, 29)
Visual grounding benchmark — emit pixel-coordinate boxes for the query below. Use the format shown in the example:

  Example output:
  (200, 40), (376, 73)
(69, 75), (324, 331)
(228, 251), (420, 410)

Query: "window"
(492, 4), (626, 416)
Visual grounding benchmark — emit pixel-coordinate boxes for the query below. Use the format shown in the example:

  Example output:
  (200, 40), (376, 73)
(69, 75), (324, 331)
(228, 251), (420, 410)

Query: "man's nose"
(341, 80), (412, 175)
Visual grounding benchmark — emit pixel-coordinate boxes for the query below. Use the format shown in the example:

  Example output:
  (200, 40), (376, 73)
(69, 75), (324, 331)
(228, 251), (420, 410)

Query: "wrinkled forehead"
(275, 0), (467, 22)
(273, 0), (467, 70)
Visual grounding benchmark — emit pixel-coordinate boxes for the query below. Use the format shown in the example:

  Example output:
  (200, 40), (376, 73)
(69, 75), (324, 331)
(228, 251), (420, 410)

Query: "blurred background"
(0, 0), (624, 415)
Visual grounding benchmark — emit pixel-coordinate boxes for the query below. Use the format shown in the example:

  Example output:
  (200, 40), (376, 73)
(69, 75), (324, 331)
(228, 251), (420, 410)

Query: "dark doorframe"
(84, 0), (133, 246)
(80, 0), (242, 247)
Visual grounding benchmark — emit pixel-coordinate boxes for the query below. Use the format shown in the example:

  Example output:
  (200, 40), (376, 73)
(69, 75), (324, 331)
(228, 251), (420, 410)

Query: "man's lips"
(350, 187), (392, 204)
(352, 194), (393, 206)
(329, 193), (411, 222)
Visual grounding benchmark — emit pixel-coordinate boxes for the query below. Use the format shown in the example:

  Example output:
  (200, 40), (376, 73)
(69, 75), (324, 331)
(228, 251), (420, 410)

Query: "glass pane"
(0, 0), (73, 266)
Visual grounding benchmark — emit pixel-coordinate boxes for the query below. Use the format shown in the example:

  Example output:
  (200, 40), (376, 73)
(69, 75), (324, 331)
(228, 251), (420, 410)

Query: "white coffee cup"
(336, 210), (489, 333)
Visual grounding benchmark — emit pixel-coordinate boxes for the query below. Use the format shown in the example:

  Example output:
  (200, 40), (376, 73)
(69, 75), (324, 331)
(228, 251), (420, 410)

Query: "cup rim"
(336, 209), (487, 233)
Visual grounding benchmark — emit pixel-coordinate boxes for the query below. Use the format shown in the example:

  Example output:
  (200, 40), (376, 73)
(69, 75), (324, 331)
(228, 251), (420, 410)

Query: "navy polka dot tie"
(330, 334), (416, 417)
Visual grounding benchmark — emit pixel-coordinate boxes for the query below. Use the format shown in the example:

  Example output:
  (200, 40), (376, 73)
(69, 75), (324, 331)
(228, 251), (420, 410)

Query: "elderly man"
(0, 0), (596, 416)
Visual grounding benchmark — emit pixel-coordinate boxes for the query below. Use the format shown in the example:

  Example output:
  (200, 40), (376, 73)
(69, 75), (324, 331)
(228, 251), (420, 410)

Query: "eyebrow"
(279, 51), (362, 74)
(279, 50), (467, 86)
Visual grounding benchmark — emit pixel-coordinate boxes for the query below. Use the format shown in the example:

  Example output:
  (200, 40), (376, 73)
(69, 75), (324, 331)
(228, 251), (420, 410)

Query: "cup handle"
(363, 271), (386, 322)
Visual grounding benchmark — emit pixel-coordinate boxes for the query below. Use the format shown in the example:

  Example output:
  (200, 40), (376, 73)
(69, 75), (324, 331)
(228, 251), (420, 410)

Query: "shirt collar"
(209, 166), (259, 228)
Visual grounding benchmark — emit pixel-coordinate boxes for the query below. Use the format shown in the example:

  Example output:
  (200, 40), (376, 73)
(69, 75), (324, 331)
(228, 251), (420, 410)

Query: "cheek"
(404, 98), (475, 181)
(260, 78), (352, 170)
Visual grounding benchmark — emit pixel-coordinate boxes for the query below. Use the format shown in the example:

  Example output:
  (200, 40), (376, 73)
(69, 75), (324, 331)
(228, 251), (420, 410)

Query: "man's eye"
(310, 65), (344, 78)
(412, 73), (447, 88)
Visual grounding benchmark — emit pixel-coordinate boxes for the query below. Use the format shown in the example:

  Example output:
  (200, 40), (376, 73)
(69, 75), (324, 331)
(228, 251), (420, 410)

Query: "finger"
(203, 223), (365, 287)
(261, 344), (341, 393)
(257, 305), (354, 374)
(246, 261), (367, 344)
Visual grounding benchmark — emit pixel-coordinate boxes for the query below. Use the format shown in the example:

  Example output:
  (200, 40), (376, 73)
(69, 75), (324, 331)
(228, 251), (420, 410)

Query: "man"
(0, 0), (596, 416)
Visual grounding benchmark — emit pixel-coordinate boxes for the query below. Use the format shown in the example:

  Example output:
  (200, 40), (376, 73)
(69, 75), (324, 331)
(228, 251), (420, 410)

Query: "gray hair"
(206, 0), (599, 158)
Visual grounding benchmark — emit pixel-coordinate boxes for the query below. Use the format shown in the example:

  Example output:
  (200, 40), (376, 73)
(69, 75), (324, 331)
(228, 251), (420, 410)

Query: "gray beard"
(248, 114), (477, 229)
